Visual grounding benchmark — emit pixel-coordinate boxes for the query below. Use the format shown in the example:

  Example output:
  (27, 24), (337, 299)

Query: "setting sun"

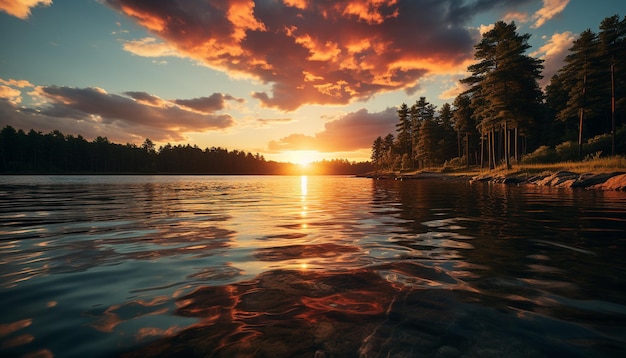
(288, 150), (320, 167)
(1, 1), (625, 357)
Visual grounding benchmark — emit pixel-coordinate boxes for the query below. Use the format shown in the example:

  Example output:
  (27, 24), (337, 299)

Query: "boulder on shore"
(472, 171), (626, 191)
(532, 171), (579, 187)
(367, 170), (626, 191)
(590, 173), (626, 191)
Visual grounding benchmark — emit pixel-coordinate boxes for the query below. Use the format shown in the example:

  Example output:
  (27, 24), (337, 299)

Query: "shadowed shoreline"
(360, 170), (626, 191)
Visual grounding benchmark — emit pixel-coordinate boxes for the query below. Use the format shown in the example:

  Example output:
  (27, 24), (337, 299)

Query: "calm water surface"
(1, 175), (625, 357)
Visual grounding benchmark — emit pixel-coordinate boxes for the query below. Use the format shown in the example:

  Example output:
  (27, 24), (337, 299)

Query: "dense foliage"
(0, 126), (372, 175)
(372, 16), (626, 171)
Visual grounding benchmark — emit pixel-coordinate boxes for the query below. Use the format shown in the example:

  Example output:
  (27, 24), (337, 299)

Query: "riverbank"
(361, 168), (626, 191)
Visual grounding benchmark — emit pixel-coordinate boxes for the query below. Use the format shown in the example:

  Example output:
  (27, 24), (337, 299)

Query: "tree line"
(372, 15), (626, 171)
(0, 126), (372, 175)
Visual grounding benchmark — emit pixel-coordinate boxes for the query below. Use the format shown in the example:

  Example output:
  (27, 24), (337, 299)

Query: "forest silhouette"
(0, 126), (372, 175)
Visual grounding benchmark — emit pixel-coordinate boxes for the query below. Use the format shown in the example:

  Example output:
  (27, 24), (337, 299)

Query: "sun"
(288, 150), (319, 168)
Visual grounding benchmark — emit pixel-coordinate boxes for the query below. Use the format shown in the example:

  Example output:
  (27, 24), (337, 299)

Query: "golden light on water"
(300, 175), (308, 197)
(301, 176), (308, 229)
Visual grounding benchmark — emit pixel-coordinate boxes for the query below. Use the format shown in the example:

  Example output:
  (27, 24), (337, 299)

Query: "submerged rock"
(120, 262), (467, 358)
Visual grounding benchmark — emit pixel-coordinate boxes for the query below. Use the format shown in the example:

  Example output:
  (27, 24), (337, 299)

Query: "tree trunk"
(578, 108), (584, 160)
(515, 127), (519, 164)
(504, 121), (511, 169)
(457, 128), (461, 159)
(611, 64), (615, 156)
(465, 132), (470, 168)
(480, 132), (484, 169)
(578, 73), (586, 161)
(490, 129), (497, 169)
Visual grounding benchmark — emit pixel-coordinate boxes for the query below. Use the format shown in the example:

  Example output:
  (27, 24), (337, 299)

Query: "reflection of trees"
(372, 179), (626, 323)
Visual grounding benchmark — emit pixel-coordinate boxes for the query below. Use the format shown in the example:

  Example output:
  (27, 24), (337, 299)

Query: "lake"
(1, 175), (625, 357)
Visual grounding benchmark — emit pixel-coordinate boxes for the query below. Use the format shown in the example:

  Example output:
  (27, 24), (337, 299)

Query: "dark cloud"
(446, 0), (536, 24)
(174, 93), (243, 113)
(105, 0), (534, 111)
(0, 86), (235, 143)
(38, 86), (234, 129)
(268, 107), (397, 152)
(124, 91), (166, 105)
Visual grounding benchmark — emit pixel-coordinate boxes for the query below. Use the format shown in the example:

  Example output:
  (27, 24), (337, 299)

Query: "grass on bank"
(379, 155), (626, 178)
(376, 127), (626, 178)
(509, 155), (626, 175)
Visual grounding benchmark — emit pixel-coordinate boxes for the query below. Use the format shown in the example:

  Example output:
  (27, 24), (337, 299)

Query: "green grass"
(489, 156), (626, 176)
(374, 155), (626, 178)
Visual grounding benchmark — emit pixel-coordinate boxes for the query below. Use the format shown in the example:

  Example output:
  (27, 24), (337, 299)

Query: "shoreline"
(361, 170), (626, 191)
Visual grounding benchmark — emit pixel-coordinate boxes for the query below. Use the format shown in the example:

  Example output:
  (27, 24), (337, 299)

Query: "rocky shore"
(362, 170), (626, 191)
(471, 170), (626, 190)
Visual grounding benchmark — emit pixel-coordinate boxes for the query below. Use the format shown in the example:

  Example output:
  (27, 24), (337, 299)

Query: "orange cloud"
(268, 107), (397, 152)
(122, 37), (184, 58)
(0, 0), (51, 19)
(283, 0), (308, 10)
(0, 85), (22, 105)
(0, 78), (34, 88)
(104, 0), (509, 111)
(338, 0), (399, 25)
(503, 11), (529, 24)
(532, 0), (570, 28)
(531, 31), (576, 86)
(119, 4), (166, 31)
(0, 78), (35, 105)
(478, 23), (494, 35)
(227, 0), (266, 41)
(439, 77), (469, 100)
(0, 78), (34, 105)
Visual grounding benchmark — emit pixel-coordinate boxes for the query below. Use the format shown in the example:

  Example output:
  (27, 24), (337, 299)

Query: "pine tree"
(395, 103), (412, 161)
(416, 118), (437, 168)
(371, 136), (384, 168)
(410, 97), (436, 168)
(453, 94), (479, 166)
(461, 21), (543, 169)
(598, 15), (626, 155)
(556, 29), (603, 159)
(437, 103), (457, 163)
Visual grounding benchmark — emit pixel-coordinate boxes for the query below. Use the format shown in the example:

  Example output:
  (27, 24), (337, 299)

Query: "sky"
(1, 0), (624, 164)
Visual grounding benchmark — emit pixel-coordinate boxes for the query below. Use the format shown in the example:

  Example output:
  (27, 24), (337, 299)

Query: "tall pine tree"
(461, 21), (543, 168)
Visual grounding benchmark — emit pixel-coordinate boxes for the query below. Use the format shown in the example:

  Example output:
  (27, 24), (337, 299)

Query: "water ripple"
(1, 175), (625, 357)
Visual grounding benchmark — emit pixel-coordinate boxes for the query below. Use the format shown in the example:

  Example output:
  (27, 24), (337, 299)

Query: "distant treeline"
(0, 126), (372, 175)
(372, 15), (626, 171)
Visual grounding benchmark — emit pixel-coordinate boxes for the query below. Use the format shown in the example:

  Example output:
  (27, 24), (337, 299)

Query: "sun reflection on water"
(300, 175), (308, 197)
(300, 175), (308, 228)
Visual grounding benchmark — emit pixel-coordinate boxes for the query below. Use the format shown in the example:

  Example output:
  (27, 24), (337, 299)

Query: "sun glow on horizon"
(287, 150), (320, 167)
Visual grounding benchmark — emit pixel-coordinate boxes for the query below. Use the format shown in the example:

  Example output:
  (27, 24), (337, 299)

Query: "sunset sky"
(1, 0), (624, 163)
